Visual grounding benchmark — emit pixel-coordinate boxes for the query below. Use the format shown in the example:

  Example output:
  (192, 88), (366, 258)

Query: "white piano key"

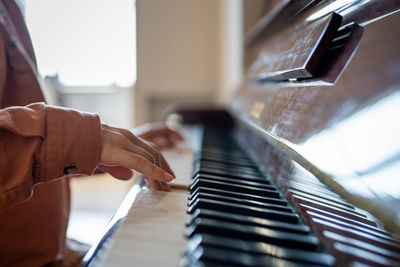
(162, 126), (197, 188)
(99, 190), (190, 267)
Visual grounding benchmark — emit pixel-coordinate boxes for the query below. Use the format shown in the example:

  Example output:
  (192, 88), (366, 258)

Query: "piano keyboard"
(85, 125), (400, 267)
(181, 127), (335, 266)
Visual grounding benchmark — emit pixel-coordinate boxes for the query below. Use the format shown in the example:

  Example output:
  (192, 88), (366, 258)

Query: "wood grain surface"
(248, 13), (341, 81)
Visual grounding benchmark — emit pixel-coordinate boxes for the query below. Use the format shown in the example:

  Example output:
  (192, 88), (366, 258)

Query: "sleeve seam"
(0, 179), (33, 194)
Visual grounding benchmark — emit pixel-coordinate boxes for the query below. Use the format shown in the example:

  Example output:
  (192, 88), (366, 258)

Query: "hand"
(137, 123), (184, 149)
(98, 124), (175, 191)
(137, 123), (184, 190)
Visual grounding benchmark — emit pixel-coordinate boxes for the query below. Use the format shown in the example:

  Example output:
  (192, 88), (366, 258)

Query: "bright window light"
(25, 0), (136, 87)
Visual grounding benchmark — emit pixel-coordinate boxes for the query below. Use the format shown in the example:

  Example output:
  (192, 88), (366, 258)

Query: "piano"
(82, 1), (400, 266)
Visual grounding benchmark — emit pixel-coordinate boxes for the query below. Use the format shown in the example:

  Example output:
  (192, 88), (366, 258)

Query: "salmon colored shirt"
(0, 0), (102, 266)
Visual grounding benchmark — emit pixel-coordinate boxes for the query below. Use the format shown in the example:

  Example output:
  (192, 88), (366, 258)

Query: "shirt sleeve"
(0, 102), (102, 211)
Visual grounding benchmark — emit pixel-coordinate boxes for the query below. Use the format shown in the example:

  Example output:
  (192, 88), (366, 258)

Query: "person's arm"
(0, 103), (174, 211)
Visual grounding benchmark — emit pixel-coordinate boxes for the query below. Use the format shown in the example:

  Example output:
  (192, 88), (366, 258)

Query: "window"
(25, 0), (136, 86)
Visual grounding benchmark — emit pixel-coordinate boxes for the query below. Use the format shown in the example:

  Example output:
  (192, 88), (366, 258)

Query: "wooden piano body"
(83, 1), (400, 266)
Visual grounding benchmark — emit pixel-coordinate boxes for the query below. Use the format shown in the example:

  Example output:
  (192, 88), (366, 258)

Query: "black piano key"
(199, 156), (257, 168)
(186, 218), (320, 250)
(190, 179), (280, 199)
(198, 166), (261, 178)
(201, 148), (246, 158)
(195, 168), (268, 181)
(186, 234), (335, 266)
(194, 164), (261, 177)
(187, 198), (299, 224)
(197, 156), (252, 168)
(202, 135), (238, 143)
(198, 156), (258, 167)
(202, 139), (242, 146)
(194, 172), (271, 185)
(198, 152), (253, 164)
(190, 187), (287, 206)
(195, 158), (255, 172)
(189, 209), (310, 235)
(193, 174), (275, 190)
(202, 132), (235, 140)
(188, 192), (292, 213)
(197, 160), (260, 173)
(193, 163), (262, 177)
(185, 245), (314, 267)
(195, 168), (269, 182)
(194, 160), (259, 173)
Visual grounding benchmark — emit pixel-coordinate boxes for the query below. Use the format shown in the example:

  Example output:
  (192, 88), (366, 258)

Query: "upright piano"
(83, 1), (400, 266)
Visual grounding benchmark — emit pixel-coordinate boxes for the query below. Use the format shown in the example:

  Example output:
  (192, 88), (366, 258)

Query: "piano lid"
(230, 1), (400, 234)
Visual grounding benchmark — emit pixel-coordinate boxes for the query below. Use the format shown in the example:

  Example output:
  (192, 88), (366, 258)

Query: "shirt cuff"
(42, 105), (102, 181)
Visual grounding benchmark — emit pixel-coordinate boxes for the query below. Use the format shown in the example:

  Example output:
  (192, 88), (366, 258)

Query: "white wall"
(135, 0), (243, 124)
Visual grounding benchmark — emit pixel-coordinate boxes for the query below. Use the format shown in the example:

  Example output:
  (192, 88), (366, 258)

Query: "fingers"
(118, 133), (156, 164)
(147, 142), (175, 177)
(115, 148), (174, 181)
(101, 125), (175, 183)
(119, 128), (174, 176)
(98, 164), (134, 180)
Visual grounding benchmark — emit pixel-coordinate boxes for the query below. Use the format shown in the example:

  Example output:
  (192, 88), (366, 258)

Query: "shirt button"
(63, 165), (77, 175)
(8, 39), (17, 49)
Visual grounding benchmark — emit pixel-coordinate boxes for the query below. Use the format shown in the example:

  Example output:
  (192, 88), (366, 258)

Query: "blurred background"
(18, 0), (269, 245)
